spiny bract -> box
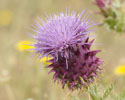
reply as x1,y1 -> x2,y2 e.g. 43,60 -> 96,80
31,9 -> 102,90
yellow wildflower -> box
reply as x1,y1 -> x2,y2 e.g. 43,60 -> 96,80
16,40 -> 53,64
114,65 -> 125,75
40,56 -> 53,65
0,9 -> 13,26
16,40 -> 34,51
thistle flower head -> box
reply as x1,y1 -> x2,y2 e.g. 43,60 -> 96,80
31,10 -> 102,90
95,0 -> 111,8
96,0 -> 106,8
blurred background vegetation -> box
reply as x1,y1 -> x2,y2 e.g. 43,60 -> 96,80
0,0 -> 125,100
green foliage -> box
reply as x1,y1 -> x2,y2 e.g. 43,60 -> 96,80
105,14 -> 125,33
114,90 -> 125,100
87,84 -> 101,100
102,84 -> 113,100
72,85 -> 125,100
99,0 -> 125,34
73,84 -> 113,100
87,84 -> 113,100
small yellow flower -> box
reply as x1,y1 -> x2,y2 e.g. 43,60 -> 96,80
40,56 -> 53,65
114,65 -> 125,75
0,9 -> 13,26
16,40 -> 34,51
16,40 -> 53,64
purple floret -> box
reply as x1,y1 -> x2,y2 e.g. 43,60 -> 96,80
95,0 -> 111,8
31,9 -> 103,90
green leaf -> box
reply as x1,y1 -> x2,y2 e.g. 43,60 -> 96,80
87,84 -> 101,100
114,90 -> 125,100
105,17 -> 116,30
102,84 -> 113,100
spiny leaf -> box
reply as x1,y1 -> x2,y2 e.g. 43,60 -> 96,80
102,84 -> 113,100
87,84 -> 101,100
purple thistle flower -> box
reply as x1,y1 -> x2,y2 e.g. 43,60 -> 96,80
95,0 -> 111,8
31,9 -> 102,90
96,0 -> 106,8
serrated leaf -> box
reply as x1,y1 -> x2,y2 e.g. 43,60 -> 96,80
102,84 -> 113,100
87,84 -> 101,100
105,17 -> 116,30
